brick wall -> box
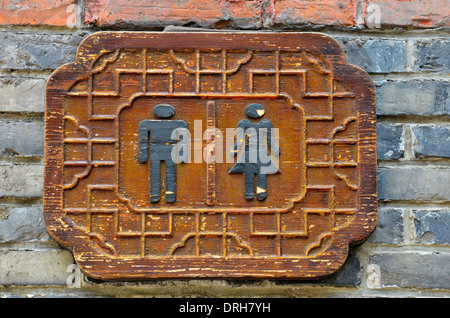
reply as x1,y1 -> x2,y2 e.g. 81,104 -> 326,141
0,0 -> 449,297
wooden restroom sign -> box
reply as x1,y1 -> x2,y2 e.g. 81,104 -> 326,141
44,32 -> 377,280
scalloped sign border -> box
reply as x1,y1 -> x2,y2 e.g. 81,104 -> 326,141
44,32 -> 377,280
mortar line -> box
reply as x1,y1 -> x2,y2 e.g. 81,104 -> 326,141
378,201 -> 450,208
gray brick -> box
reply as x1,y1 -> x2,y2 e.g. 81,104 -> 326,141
338,37 -> 408,73
378,167 -> 450,201
412,125 -> 450,159
376,80 -> 450,116
377,123 -> 404,160
0,120 -> 44,157
415,39 -> 450,73
370,252 -> 450,289
367,208 -> 404,244
0,76 -> 47,113
0,163 -> 43,197
0,250 -> 74,285
0,205 -> 49,242
319,250 -> 361,286
0,31 -> 89,71
413,210 -> 450,245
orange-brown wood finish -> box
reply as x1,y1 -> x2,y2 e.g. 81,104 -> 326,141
44,32 -> 377,280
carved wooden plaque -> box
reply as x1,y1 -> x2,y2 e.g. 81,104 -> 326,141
44,32 -> 377,280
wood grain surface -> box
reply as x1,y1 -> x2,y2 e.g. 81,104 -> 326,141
44,32 -> 377,280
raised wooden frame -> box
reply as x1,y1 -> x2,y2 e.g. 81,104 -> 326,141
44,32 -> 377,280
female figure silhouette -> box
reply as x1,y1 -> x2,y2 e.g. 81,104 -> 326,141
229,103 -> 280,201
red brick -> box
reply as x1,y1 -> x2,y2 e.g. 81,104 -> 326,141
84,0 -> 449,29
1,0 -> 448,29
273,0 -> 356,27
370,0 -> 450,28
84,0 -> 261,28
0,0 -> 77,26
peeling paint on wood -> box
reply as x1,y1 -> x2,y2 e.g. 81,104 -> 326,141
44,32 -> 377,280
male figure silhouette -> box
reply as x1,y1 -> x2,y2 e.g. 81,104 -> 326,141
230,103 -> 280,201
138,104 -> 188,203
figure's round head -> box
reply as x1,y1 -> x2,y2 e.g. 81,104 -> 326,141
245,103 -> 265,119
153,104 -> 175,118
